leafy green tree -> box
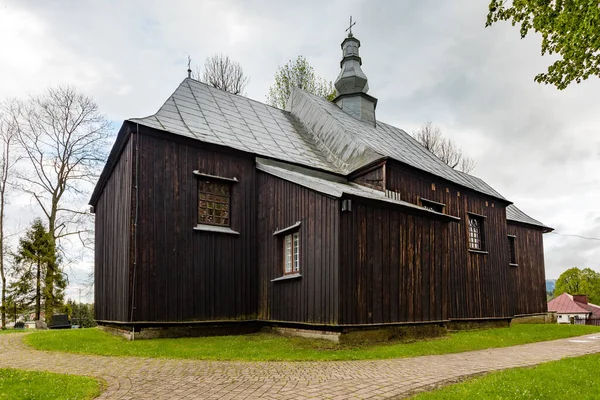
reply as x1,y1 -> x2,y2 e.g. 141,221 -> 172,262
554,267 -> 600,304
9,219 -> 63,321
267,56 -> 336,109
486,1 -> 600,89
62,299 -> 96,328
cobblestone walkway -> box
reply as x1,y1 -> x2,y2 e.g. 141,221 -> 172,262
1,332 -> 600,399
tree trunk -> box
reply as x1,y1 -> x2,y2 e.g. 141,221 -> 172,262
0,216 -> 5,329
36,259 -> 41,321
44,210 -> 57,324
0,141 -> 7,329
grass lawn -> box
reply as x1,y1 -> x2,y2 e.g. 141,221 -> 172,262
411,353 -> 600,399
0,329 -> 27,334
0,368 -> 102,400
23,324 -> 600,361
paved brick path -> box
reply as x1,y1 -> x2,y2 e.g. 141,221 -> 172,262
1,332 -> 600,399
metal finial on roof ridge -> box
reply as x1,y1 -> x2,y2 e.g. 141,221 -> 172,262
187,55 -> 192,78
345,16 -> 356,37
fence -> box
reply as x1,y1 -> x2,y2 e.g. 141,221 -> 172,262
573,318 -> 600,326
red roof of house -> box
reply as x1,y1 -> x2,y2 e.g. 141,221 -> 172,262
548,293 -> 600,317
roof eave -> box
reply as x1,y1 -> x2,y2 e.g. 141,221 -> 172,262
89,121 -> 134,208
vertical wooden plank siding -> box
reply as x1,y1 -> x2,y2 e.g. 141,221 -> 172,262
132,129 -> 257,322
94,135 -> 133,322
385,162 -> 512,319
256,172 -> 339,324
352,163 -> 386,191
339,200 -> 448,324
507,223 -> 548,315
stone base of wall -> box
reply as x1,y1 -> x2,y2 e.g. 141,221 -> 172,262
339,324 -> 447,345
99,316 -> 537,342
270,327 -> 341,342
511,312 -> 557,325
447,319 -> 510,331
98,321 -> 261,341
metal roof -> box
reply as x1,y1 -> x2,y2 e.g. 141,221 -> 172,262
288,88 -> 507,200
548,293 -> 600,316
506,204 -> 553,231
256,158 -> 458,221
130,78 -> 508,200
93,78 -> 554,233
130,78 -> 335,173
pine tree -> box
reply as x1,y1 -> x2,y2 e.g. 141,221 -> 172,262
9,219 -> 56,321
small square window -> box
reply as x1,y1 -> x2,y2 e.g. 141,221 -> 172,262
468,215 -> 485,250
283,232 -> 300,274
198,180 -> 230,227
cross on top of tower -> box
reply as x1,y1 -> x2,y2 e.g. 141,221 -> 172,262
345,16 -> 356,37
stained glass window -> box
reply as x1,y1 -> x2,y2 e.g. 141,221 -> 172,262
198,180 -> 230,227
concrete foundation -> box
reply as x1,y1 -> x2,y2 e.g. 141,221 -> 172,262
511,312 -> 557,325
99,322 -> 261,341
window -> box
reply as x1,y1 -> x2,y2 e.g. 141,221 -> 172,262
420,198 -> 445,213
468,214 -> 485,250
198,180 -> 230,227
508,235 -> 517,265
283,232 -> 300,274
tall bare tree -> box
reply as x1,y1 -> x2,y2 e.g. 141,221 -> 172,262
412,122 -> 476,174
193,54 -> 249,95
0,101 -> 21,328
15,86 -> 111,322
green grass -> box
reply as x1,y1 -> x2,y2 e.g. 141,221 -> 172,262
0,368 -> 102,400
412,353 -> 600,399
23,324 -> 600,361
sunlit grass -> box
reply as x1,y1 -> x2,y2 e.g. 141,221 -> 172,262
23,324 -> 600,361
412,353 -> 600,399
0,368 -> 102,400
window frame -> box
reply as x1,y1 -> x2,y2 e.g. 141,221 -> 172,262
419,197 -> 445,213
193,171 -> 238,235
197,179 -> 232,227
282,231 -> 300,275
508,234 -> 518,266
467,212 -> 486,252
272,222 -> 302,280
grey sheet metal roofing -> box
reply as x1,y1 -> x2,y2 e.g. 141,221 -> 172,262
256,158 -> 458,222
129,78 -> 334,173
129,78 -> 506,200
506,204 -> 553,231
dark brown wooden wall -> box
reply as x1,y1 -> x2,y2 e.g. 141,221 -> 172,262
385,163 -> 512,319
339,200 -> 449,324
352,163 -> 386,191
94,135 -> 133,322
257,172 -> 339,324
507,223 -> 548,315
132,128 -> 257,322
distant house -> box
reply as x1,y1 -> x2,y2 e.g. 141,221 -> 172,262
548,293 -> 600,324
91,30 -> 553,333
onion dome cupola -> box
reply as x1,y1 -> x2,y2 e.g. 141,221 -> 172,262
333,17 -> 378,126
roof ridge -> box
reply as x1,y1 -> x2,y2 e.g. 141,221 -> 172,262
185,77 -> 292,114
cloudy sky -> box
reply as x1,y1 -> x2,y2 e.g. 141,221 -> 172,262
1,0 -> 598,300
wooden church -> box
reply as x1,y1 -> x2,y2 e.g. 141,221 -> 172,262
91,29 -> 552,333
